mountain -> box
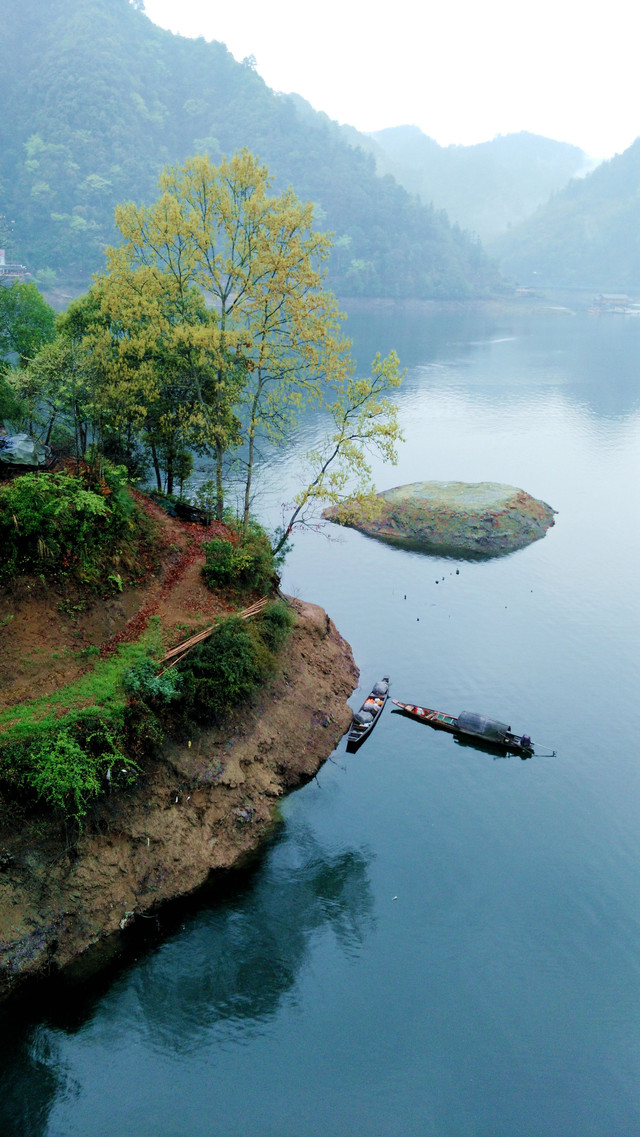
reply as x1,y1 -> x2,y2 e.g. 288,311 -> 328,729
0,0 -> 501,300
358,126 -> 595,243
491,138 -> 640,290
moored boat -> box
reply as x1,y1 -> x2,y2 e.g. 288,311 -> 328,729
391,700 -> 534,755
346,677 -> 390,752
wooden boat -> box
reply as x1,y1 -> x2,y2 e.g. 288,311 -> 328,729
391,700 -> 534,755
346,677 -> 390,752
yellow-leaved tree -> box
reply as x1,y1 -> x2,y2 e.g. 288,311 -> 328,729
92,149 -> 404,539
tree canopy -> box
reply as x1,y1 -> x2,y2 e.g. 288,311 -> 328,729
0,281 -> 56,367
7,152 -> 404,542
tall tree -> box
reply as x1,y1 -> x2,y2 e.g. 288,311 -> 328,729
272,351 -> 404,555
102,151 -> 344,519
94,150 -> 404,528
0,281 -> 56,367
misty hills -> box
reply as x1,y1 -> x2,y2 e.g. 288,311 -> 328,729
489,139 -> 640,290
0,0 -> 500,300
356,120 -> 640,293
357,125 -> 595,244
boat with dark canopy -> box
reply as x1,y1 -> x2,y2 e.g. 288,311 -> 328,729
346,677 -> 390,752
391,700 -> 534,756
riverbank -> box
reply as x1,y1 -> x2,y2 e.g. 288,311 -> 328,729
0,598 -> 358,1001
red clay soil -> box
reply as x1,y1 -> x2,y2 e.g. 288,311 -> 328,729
0,494 -> 233,711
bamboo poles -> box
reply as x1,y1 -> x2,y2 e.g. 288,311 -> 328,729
158,596 -> 269,671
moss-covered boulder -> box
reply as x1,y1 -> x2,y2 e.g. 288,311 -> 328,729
323,481 -> 556,558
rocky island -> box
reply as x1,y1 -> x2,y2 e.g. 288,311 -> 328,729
324,481 -> 556,557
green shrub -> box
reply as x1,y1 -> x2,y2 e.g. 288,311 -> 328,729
10,720 -> 137,825
259,600 -> 295,652
0,471 -> 106,579
0,372 -> 23,422
202,521 -> 275,595
25,730 -> 102,822
122,658 -> 182,703
193,479 -> 217,523
0,464 -> 149,584
201,537 -> 235,587
177,616 -> 271,723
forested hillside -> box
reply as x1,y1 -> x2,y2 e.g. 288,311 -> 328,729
491,139 -> 640,289
353,126 -> 593,243
0,0 -> 501,300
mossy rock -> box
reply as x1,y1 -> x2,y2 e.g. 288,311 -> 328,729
323,481 -> 556,558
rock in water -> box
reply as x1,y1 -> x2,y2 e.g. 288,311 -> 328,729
323,481 -> 556,558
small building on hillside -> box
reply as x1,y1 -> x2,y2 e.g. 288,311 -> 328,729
0,249 -> 29,284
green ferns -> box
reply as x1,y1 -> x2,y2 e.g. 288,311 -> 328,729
0,465 -> 146,585
7,721 -> 138,826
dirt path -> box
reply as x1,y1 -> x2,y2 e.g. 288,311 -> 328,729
0,496 -> 230,711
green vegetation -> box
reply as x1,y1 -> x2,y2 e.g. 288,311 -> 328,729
2,152 -> 403,525
0,0 -> 501,298
491,139 -> 640,288
0,602 -> 297,824
0,634 -> 162,747
122,658 -> 183,704
0,281 -> 56,367
99,149 -> 351,516
0,372 -> 23,421
202,525 -> 275,596
259,600 -> 296,653
0,464 -> 151,586
0,633 -> 160,824
0,145 -> 400,830
176,606 -> 293,725
16,722 -> 135,825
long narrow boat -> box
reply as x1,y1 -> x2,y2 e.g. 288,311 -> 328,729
346,677 -> 390,752
391,700 -> 534,755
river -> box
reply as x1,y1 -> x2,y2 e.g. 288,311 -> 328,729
2,302 -> 639,1137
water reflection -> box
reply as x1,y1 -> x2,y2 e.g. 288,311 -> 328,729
0,828 -> 374,1136
346,304 -> 640,418
0,1017 -> 72,1137
132,832 -> 375,1054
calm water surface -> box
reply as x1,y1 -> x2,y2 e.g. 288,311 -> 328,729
2,305 -> 639,1137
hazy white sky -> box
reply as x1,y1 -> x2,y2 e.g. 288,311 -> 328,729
143,0 -> 638,160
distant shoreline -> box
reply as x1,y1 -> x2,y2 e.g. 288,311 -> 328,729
337,291 -> 595,317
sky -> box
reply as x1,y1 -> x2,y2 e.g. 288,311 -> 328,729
142,0 -> 639,160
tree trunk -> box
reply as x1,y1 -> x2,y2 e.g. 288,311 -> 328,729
215,438 -> 224,520
243,424 -> 255,532
150,440 -> 162,493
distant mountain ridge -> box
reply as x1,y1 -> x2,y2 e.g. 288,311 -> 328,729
0,0 -> 501,300
347,124 -> 596,243
489,139 -> 640,290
